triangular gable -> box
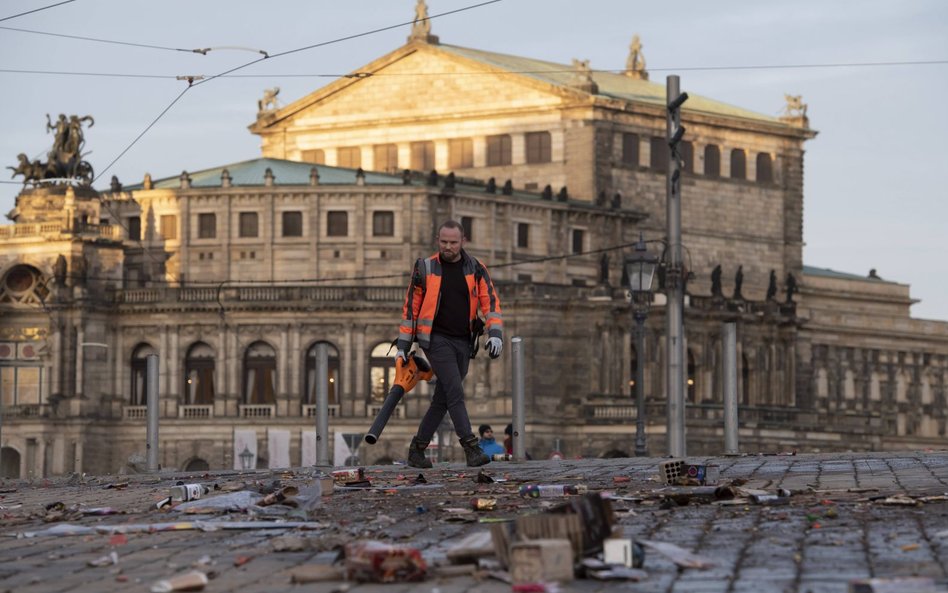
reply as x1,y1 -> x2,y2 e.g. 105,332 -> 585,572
250,41 -> 585,133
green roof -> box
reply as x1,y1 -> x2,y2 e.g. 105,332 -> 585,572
123,157 -> 405,190
803,265 -> 891,283
438,44 -> 785,125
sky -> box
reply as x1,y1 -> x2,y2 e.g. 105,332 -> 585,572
1,0 -> 946,320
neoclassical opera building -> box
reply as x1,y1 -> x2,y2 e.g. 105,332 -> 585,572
2,7 -> 946,477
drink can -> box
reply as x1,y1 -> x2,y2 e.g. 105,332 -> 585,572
471,497 -> 497,511
332,468 -> 365,483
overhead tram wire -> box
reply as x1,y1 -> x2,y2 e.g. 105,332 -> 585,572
0,0 -> 75,23
189,0 -> 504,87
4,59 -> 947,82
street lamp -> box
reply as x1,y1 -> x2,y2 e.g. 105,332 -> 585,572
625,234 -> 658,457
239,445 -> 254,470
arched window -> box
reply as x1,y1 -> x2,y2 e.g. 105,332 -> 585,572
704,145 -> 720,178
0,447 -> 20,479
243,341 -> 276,404
756,153 -> 773,184
184,458 -> 209,472
629,340 -> 638,397
130,343 -> 157,406
650,137 -> 668,172
184,342 -> 215,405
741,353 -> 750,405
730,149 -> 746,180
0,265 -> 49,306
304,341 -> 340,405
687,349 -> 697,402
680,141 -> 694,174
369,343 -> 395,403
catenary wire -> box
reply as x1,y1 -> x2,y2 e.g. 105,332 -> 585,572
189,0 -> 503,87
0,0 -> 75,23
0,24 -> 213,54
2,59 -> 946,81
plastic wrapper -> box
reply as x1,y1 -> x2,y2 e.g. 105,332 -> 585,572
344,540 -> 427,583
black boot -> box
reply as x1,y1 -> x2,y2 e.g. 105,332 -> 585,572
407,436 -> 433,469
460,434 -> 490,467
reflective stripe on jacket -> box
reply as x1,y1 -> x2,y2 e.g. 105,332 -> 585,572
397,250 -> 503,351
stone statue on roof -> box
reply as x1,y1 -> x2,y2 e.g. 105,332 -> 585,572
625,34 -> 649,80
409,0 -> 439,44
258,87 -> 280,113
571,59 -> 598,94
783,94 -> 807,118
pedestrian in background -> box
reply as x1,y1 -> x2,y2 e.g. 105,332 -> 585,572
503,423 -> 513,455
478,424 -> 505,457
396,220 -> 504,468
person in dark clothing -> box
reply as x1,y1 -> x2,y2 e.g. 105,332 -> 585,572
396,220 -> 504,468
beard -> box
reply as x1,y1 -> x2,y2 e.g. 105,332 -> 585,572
440,249 -> 460,262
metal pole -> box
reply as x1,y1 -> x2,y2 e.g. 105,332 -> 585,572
666,74 -> 687,457
511,337 -> 526,461
723,322 -> 739,455
634,314 -> 648,456
146,354 -> 159,472
314,343 -> 330,466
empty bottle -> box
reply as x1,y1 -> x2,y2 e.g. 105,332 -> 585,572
519,484 -> 588,498
169,483 -> 209,502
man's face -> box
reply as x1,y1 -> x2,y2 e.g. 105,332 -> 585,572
437,226 -> 464,262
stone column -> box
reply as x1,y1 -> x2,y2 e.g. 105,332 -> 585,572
279,326 -> 289,416
169,327 -> 179,406
75,325 -> 84,398
290,324 -> 301,416
216,323 -> 227,417
51,324 -> 62,397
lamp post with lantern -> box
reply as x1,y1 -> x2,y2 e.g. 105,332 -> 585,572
624,234 -> 658,457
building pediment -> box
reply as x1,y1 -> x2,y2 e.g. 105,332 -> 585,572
250,42 -> 582,136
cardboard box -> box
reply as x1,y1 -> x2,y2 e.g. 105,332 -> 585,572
510,539 -> 574,584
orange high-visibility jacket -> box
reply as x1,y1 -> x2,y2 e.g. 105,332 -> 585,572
396,250 -> 503,351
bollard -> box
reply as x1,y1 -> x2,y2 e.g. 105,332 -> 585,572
146,354 -> 159,472
511,336 -> 526,461
314,343 -> 330,466
723,322 -> 739,455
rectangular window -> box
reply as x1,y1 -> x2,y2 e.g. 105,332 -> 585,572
571,229 -> 584,254
0,366 -> 42,407
159,215 -> 177,240
372,211 -> 394,237
337,146 -> 361,169
282,211 -> 303,237
460,216 -> 474,243
301,149 -> 325,164
486,134 -> 512,166
622,133 -> 639,166
448,138 -> 474,169
127,216 -> 141,241
650,137 -> 668,172
410,141 -> 435,172
525,131 -> 552,164
239,212 -> 259,238
373,144 -> 398,173
516,222 -> 529,248
197,213 -> 216,239
327,211 -> 348,237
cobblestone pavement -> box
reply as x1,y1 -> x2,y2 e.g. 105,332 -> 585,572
1,451 -> 948,593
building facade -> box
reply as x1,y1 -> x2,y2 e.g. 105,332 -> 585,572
1,9 -> 946,477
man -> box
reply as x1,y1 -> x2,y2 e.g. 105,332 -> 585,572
478,424 -> 505,457
396,220 -> 504,468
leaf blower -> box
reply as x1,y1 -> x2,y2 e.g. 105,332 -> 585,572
364,352 -> 434,445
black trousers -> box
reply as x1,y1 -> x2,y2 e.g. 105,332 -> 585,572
416,333 -> 473,441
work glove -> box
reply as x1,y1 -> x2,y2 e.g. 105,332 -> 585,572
395,349 -> 406,362
393,356 -> 419,392
487,337 -> 503,359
